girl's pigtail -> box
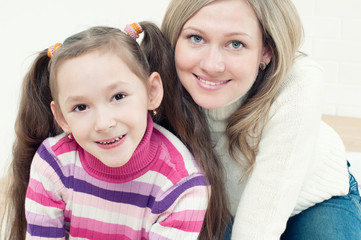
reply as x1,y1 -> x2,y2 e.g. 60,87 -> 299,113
140,21 -> 232,239
3,50 -> 62,240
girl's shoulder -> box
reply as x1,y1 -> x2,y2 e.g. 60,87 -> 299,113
35,132 -> 79,168
152,123 -> 202,175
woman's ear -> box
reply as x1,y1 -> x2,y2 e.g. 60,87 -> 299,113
147,72 -> 163,110
261,44 -> 273,65
50,101 -> 70,133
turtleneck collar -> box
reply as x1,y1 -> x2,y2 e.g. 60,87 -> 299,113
78,114 -> 159,183
203,95 -> 247,133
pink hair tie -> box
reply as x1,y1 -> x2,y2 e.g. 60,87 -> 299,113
124,23 -> 143,40
47,43 -> 62,58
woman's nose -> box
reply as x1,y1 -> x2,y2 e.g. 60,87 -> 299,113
200,46 -> 225,73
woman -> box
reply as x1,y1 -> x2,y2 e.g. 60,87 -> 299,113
159,0 -> 361,239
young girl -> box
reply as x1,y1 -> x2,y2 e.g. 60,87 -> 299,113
160,0 -> 361,239
3,22 -> 210,240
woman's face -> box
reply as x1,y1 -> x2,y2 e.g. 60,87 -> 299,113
175,0 -> 272,109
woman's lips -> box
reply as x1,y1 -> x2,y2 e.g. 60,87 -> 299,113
193,73 -> 231,90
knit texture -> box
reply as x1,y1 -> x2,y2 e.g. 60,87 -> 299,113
25,117 -> 208,240
204,55 -> 350,240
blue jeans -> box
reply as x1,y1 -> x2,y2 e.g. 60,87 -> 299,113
281,162 -> 361,240
224,162 -> 361,240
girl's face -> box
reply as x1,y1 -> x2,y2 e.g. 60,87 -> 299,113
51,51 -> 162,167
175,0 -> 272,109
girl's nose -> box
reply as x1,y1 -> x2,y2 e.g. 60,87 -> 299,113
200,46 -> 225,73
94,110 -> 116,132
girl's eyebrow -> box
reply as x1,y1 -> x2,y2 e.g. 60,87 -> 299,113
65,95 -> 87,105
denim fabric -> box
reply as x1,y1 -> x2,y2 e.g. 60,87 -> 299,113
224,162 -> 361,240
281,162 -> 361,240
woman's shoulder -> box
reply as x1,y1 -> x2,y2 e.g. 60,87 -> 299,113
279,53 -> 324,96
288,53 -> 324,83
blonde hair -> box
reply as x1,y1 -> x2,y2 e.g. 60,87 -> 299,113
162,0 -> 304,179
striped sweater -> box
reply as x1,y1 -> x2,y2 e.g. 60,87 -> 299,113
25,118 -> 208,240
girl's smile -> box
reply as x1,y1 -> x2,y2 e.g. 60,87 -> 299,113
95,134 -> 126,149
53,51 -> 150,167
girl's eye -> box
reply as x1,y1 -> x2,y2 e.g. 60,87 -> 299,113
229,41 -> 244,49
74,104 -> 88,112
189,35 -> 204,44
113,93 -> 126,101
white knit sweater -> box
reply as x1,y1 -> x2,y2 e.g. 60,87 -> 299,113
203,55 -> 350,239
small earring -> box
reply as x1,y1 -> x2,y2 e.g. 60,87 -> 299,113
153,109 -> 157,116
67,133 -> 73,140
259,62 -> 267,71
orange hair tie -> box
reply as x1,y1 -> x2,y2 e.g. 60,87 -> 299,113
47,43 -> 62,58
124,23 -> 143,40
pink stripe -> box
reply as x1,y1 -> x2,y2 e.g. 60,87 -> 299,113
26,179 -> 65,209
160,218 -> 204,233
69,215 -> 148,238
25,211 -> 64,228
64,209 -> 72,223
152,129 -> 189,180
164,209 -> 207,222
149,159 -> 181,184
159,209 -> 206,233
51,135 -> 78,155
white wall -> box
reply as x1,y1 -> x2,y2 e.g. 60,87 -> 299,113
1,0 -> 360,178
293,0 -> 361,118
0,0 -> 170,178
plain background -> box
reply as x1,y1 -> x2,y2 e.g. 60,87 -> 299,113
0,0 -> 360,178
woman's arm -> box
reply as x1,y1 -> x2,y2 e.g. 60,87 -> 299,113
232,56 -> 324,239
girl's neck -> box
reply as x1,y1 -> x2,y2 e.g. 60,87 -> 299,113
79,114 -> 159,183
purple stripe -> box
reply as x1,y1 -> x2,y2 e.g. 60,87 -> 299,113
37,143 -> 71,187
27,224 -> 65,238
73,178 -> 156,207
152,175 -> 207,214
37,144 -> 159,207
70,164 -> 162,195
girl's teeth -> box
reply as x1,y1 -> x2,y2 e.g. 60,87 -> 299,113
99,136 -> 121,145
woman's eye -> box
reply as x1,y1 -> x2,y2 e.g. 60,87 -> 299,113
190,35 -> 204,44
113,93 -> 126,101
229,41 -> 244,49
74,104 -> 88,112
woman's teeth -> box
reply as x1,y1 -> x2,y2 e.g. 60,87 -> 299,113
196,76 -> 229,85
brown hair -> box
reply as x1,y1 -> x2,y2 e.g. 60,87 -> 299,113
2,22 -> 206,240
161,0 -> 304,237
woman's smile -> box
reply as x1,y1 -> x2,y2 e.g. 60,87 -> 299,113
194,73 -> 231,90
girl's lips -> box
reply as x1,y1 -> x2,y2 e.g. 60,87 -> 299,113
96,134 -> 126,149
193,74 -> 231,90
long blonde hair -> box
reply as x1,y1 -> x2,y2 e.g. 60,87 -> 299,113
161,0 -> 304,187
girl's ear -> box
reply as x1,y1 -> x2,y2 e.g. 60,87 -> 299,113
261,44 -> 273,65
50,101 -> 70,133
147,72 -> 163,110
